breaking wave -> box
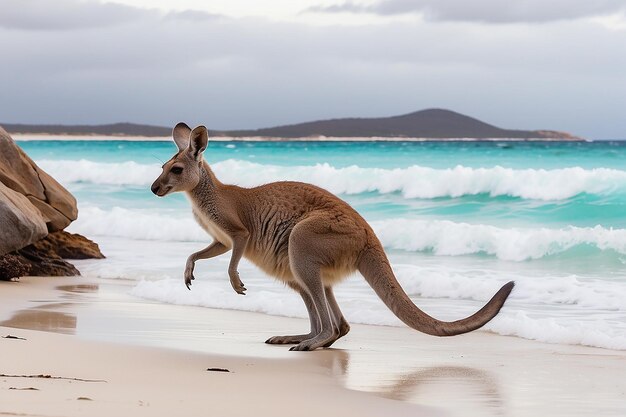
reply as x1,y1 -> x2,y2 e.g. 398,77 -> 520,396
37,159 -> 626,200
69,206 -> 626,262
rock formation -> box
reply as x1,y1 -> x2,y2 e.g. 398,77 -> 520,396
0,126 -> 77,231
0,181 -> 48,255
0,126 -> 103,280
0,254 -> 31,280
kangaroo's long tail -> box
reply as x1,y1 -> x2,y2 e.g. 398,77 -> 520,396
358,247 -> 514,336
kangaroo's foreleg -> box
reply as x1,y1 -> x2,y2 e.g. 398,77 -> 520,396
227,231 -> 249,295
322,287 -> 350,348
185,240 -> 229,289
265,282 -> 321,345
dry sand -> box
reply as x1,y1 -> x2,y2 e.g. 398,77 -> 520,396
1,276 -> 625,417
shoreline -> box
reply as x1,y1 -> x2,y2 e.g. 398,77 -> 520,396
11,133 -> 591,142
0,331 -> 422,417
2,276 -> 626,416
0,276 -> 426,417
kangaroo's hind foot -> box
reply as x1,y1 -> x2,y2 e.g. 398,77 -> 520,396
265,333 -> 315,345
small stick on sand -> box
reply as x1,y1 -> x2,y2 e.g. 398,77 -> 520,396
2,335 -> 27,340
0,374 -> 106,383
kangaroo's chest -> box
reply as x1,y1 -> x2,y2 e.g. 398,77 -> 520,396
192,207 -> 232,247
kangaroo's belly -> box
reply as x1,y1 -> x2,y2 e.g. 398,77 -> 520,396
245,245 -> 294,283
244,240 -> 357,286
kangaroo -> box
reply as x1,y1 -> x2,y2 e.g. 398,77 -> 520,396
151,123 -> 515,351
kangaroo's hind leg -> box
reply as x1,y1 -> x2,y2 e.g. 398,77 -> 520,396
288,216 -> 357,351
322,286 -> 351,348
265,282 -> 321,345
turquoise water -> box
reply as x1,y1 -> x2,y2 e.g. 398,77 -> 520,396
17,138 -> 626,350
20,140 -> 626,169
20,140 -> 626,228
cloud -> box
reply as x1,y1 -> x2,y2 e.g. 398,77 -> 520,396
1,0 -> 626,138
164,9 -> 222,22
0,0 -> 220,31
308,0 -> 626,24
0,0 -> 147,30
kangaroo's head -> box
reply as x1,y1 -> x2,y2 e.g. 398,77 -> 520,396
151,122 -> 208,197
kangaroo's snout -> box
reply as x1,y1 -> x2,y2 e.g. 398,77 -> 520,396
151,180 -> 171,197
151,182 -> 161,196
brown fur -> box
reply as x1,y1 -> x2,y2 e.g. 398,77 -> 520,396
151,123 -> 515,351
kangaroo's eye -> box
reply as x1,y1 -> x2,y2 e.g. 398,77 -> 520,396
171,166 -> 183,175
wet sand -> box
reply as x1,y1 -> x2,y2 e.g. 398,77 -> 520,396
1,276 -> 625,416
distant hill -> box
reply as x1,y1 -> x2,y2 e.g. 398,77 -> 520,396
3,122 -> 171,137
2,109 -> 582,140
218,109 -> 580,140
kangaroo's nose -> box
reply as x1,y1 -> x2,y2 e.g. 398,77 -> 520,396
151,183 -> 161,195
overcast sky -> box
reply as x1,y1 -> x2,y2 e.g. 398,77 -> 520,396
1,0 -> 626,138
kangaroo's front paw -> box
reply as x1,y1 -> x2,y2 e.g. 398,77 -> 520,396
229,270 -> 246,295
184,261 -> 196,290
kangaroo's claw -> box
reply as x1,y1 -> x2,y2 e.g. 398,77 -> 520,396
185,273 -> 194,290
185,261 -> 196,290
229,270 -> 246,295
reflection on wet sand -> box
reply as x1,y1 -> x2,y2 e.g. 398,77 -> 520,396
1,309 -> 77,334
56,284 -> 100,301
307,348 -> 504,416
306,349 -> 351,376
379,366 -> 504,415
56,284 -> 99,294
0,285 -> 99,335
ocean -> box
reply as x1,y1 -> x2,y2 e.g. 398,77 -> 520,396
17,139 -> 626,350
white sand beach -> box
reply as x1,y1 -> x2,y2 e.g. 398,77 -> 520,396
2,276 -> 625,417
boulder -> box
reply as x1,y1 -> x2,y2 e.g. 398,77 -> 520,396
0,181 -> 48,256
26,231 -> 105,260
9,231 -> 104,277
0,126 -> 104,278
13,246 -> 80,277
0,126 -> 77,231
0,253 -> 31,280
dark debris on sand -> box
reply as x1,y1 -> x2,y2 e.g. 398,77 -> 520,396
206,367 -> 230,373
2,335 -> 27,340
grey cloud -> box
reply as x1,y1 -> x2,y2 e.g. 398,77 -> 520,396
0,0 -> 221,31
0,0 -> 147,31
308,0 -> 626,23
164,10 -> 222,22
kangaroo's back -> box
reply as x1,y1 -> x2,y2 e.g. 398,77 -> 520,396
231,180 -> 372,283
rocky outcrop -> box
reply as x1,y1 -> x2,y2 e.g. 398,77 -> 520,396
33,231 -> 105,260
0,254 -> 31,280
0,126 -> 77,232
7,231 -> 103,277
0,181 -> 48,255
0,126 -> 103,280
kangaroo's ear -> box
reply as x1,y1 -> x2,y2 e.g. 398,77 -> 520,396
189,125 -> 208,160
172,122 -> 192,151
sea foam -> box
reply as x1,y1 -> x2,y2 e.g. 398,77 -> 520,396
127,265 -> 626,350
69,206 -> 626,261
374,219 -> 626,261
37,159 -> 626,200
